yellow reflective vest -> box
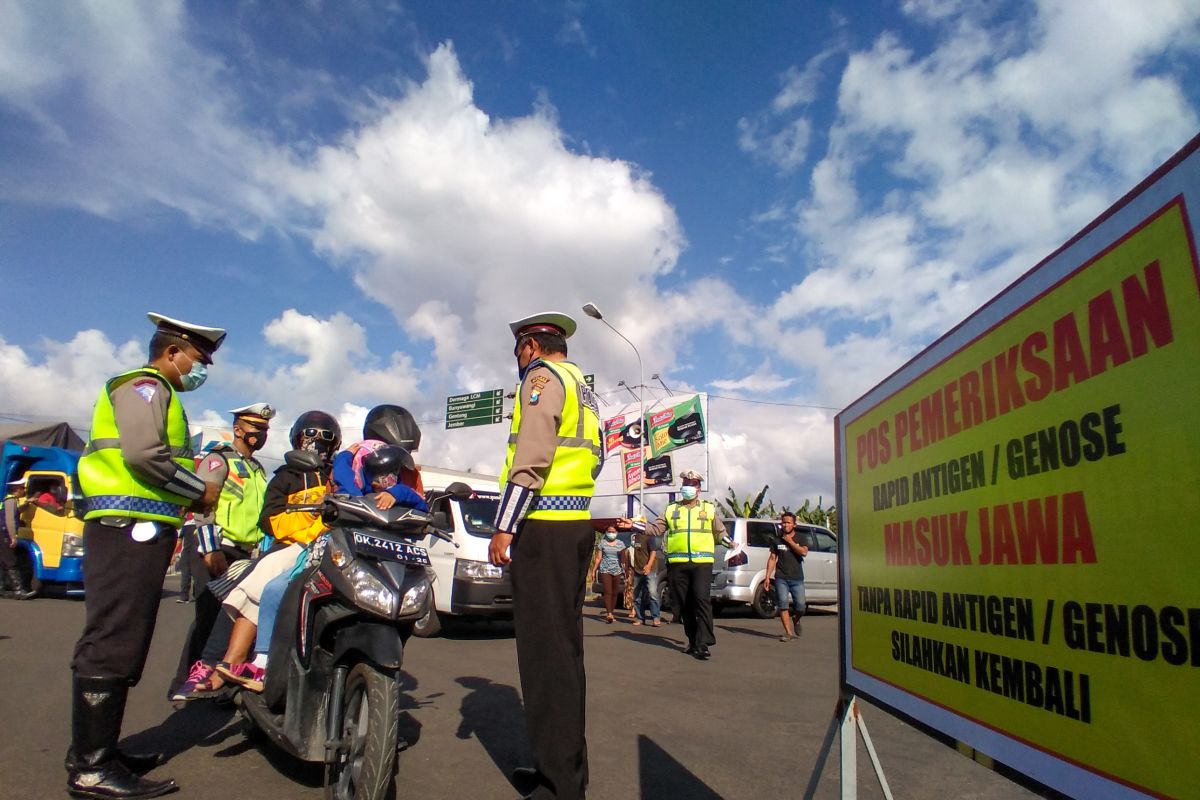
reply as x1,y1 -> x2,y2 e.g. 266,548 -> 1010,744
77,367 -> 194,526
500,359 -> 602,521
206,446 -> 268,546
663,500 -> 719,564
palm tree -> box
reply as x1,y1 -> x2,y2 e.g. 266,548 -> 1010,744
719,485 -> 774,518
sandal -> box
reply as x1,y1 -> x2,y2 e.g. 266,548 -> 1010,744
651,620 -> 661,627
632,620 -> 643,626
605,614 -> 614,623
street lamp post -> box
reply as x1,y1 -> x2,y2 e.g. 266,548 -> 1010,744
582,302 -> 645,518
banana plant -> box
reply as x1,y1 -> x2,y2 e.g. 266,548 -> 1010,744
719,484 -> 774,518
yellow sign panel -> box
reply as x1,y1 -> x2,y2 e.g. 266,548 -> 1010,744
840,197 -> 1200,799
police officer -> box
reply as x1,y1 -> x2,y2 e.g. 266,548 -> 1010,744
67,312 -> 224,800
621,469 -> 731,660
1,476 -> 36,599
488,312 -> 602,800
168,402 -> 274,701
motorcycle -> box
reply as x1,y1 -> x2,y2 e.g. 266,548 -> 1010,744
233,461 -> 467,800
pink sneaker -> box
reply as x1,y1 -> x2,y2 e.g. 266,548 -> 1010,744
171,661 -> 219,701
215,661 -> 266,693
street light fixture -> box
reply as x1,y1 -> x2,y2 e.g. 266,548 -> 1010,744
582,302 -> 645,517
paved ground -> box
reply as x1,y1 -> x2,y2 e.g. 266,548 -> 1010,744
0,580 -> 1044,800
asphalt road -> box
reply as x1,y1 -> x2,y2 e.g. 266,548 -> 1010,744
0,580 -> 1042,800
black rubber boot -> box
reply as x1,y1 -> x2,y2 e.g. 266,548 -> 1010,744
4,568 -> 35,600
65,675 -> 178,799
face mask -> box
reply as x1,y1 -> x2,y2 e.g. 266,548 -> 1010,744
605,532 -> 618,541
170,352 -> 208,392
515,338 -> 536,380
680,485 -> 698,500
242,430 -> 267,451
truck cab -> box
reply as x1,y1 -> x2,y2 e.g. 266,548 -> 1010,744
2,442 -> 86,595
413,469 -> 512,637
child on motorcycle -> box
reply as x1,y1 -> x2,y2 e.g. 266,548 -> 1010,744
214,443 -> 425,693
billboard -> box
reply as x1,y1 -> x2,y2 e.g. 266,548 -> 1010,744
834,135 -> 1200,799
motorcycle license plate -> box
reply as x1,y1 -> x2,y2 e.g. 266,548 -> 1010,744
351,531 -> 431,566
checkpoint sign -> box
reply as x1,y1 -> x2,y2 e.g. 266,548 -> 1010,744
834,136 -> 1200,799
445,389 -> 503,429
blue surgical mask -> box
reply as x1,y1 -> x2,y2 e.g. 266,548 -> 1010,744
605,532 -> 618,541
179,360 -> 208,392
680,485 -> 698,500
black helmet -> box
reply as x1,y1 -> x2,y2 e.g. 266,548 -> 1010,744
289,410 -> 342,456
361,445 -> 414,489
363,404 -> 421,452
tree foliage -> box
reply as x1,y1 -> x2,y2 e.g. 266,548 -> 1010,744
719,486 -> 838,531
781,496 -> 838,532
719,484 -> 775,518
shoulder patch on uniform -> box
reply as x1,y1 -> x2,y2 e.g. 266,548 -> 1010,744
206,457 -> 225,472
529,375 -> 550,391
133,381 -> 157,403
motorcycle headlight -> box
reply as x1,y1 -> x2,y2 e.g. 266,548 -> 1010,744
454,559 -> 504,581
399,579 -> 431,617
61,533 -> 85,558
346,563 -> 397,618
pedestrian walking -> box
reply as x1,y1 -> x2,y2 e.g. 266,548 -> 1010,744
489,311 -> 602,800
67,312 -> 224,799
591,526 -> 624,623
766,511 -> 808,641
629,530 -> 661,626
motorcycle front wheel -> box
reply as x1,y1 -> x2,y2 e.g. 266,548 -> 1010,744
325,663 -> 401,800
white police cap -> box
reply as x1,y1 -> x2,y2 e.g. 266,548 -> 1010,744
229,403 -> 275,424
509,312 -> 578,340
147,312 -> 226,363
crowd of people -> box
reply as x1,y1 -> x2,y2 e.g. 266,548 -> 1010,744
58,309 -> 808,800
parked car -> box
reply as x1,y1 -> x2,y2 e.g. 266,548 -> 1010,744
710,518 -> 838,618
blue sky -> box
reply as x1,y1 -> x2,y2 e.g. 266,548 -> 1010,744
1,0 -> 1198,511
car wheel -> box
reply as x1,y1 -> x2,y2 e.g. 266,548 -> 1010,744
751,582 -> 776,619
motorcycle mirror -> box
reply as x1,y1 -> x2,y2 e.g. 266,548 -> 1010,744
444,481 -> 474,500
284,449 -> 324,471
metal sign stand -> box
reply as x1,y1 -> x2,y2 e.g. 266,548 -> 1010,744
804,693 -> 894,800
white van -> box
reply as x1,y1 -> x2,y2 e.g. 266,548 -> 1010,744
711,518 -> 839,618
413,467 -> 511,637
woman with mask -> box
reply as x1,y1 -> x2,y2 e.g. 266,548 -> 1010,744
590,526 -> 626,623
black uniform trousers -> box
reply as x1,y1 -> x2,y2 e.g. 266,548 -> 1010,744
0,534 -> 17,570
72,520 -> 178,684
667,560 -> 716,650
510,517 -> 595,800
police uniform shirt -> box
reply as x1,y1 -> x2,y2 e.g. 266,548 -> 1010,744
641,498 -> 728,541
107,374 -> 208,514
506,362 -> 569,493
192,446 -> 265,552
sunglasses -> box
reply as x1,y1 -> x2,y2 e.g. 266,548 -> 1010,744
302,428 -> 337,441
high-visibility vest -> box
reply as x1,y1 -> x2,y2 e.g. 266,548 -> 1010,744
500,359 -> 602,521
206,446 -> 268,546
77,367 -> 194,526
663,500 -> 718,564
